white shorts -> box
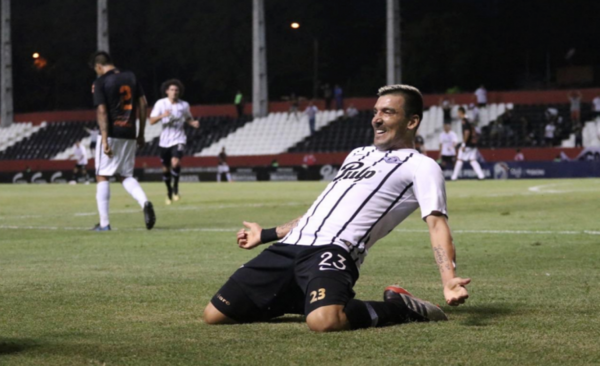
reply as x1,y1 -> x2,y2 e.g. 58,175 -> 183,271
218,164 -> 230,174
95,137 -> 136,177
457,147 -> 479,162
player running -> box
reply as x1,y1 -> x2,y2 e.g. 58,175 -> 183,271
90,51 -> 155,231
204,84 -> 470,332
149,79 -> 200,204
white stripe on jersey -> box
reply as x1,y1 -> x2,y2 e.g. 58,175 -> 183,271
280,146 -> 447,269
150,98 -> 192,148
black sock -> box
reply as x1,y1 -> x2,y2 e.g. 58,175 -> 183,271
344,299 -> 409,329
365,301 -> 409,326
163,171 -> 172,198
171,166 -> 180,194
344,299 -> 373,330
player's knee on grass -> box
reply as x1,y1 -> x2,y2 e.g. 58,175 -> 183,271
203,303 -> 236,325
306,305 -> 349,332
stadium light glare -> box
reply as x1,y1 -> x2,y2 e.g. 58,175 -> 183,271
291,22 -> 300,29
32,52 -> 40,59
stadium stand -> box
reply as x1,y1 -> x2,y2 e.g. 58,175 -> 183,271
198,110 -> 343,156
0,121 -> 94,160
0,122 -> 44,154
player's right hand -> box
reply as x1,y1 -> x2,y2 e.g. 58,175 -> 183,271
103,142 -> 113,158
237,221 -> 262,250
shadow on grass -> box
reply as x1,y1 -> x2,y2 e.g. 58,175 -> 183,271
446,305 -> 515,327
269,315 -> 305,324
0,338 -> 38,356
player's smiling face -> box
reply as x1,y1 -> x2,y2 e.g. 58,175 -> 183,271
372,94 -> 418,151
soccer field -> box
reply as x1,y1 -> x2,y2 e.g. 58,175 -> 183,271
1,179 -> 599,365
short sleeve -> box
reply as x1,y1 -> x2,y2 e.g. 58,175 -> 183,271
183,102 -> 193,119
92,79 -> 105,107
412,158 -> 447,219
150,100 -> 163,118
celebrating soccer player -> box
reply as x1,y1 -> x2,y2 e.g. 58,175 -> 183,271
204,84 -> 470,332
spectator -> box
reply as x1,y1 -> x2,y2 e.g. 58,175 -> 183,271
593,94 -> 600,121
321,83 -> 333,110
467,103 -> 479,125
414,134 -> 426,154
439,97 -> 454,124
286,93 -> 300,121
346,104 -> 358,118
85,126 -> 99,151
234,90 -> 244,118
334,84 -> 343,110
568,90 -> 582,124
514,148 -> 524,161
544,121 -> 556,146
572,121 -> 583,148
438,123 -> 458,171
69,140 -> 89,184
474,85 -> 487,108
304,100 -> 319,135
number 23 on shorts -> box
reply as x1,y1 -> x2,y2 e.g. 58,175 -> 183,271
310,288 -> 326,304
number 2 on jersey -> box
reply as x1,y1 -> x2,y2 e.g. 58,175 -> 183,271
120,85 -> 132,111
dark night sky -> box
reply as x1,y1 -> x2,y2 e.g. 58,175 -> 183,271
4,0 -> 600,113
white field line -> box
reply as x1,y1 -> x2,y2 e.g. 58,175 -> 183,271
1,225 -> 599,236
0,202 -> 306,220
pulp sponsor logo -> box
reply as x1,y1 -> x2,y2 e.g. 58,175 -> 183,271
333,162 -> 376,182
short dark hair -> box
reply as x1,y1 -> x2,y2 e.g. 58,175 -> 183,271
161,79 -> 185,98
89,51 -> 112,68
377,84 -> 424,122
458,107 -> 466,114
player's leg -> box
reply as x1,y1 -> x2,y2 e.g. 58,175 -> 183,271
93,175 -> 111,231
92,139 -> 112,231
160,147 -> 173,204
451,160 -> 463,180
171,156 -> 181,200
205,244 -> 299,325
117,139 -> 155,230
470,159 -> 485,180
217,165 -> 223,182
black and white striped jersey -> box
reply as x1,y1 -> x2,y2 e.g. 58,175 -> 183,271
280,146 -> 447,269
150,98 -> 193,148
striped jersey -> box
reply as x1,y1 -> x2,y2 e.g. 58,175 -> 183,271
280,146 -> 447,269
150,98 -> 193,148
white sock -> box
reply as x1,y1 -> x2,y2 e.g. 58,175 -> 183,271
451,161 -> 463,180
122,177 -> 148,208
226,173 -> 232,182
217,173 -> 222,182
96,181 -> 110,227
471,160 -> 485,180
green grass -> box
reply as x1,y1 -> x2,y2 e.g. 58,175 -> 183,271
1,179 -> 600,365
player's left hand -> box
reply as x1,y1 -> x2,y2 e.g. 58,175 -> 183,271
190,120 -> 200,129
444,277 -> 471,306
136,136 -> 145,149
237,221 -> 263,250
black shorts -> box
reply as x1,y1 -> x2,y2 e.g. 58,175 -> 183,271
441,155 -> 455,167
211,244 -> 359,323
160,144 -> 185,166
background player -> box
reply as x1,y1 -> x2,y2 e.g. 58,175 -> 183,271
150,79 -> 200,205
90,51 -> 155,231
438,123 -> 458,171
451,107 -> 485,180
217,146 -> 232,183
203,84 -> 470,332
69,140 -> 90,184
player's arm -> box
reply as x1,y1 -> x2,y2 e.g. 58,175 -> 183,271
236,216 -> 303,250
149,105 -> 170,125
425,214 -> 470,306
97,104 -> 112,158
137,96 -> 148,148
460,128 -> 470,151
